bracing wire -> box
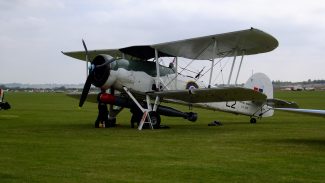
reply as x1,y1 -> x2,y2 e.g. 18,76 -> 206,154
161,40 -> 216,90
194,51 -> 232,83
213,59 -> 229,85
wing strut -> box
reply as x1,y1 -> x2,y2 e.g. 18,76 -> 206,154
155,49 -> 160,91
208,39 -> 217,88
227,50 -> 237,85
235,50 -> 245,85
175,57 -> 178,89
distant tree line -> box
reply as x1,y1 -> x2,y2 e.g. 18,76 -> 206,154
272,79 -> 325,85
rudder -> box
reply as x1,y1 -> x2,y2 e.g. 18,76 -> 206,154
244,73 -> 274,117
244,73 -> 273,99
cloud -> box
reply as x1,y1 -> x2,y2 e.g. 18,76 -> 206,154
0,0 -> 325,84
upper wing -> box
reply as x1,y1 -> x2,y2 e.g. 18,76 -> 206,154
62,49 -> 123,61
148,87 -> 267,103
62,28 -> 278,61
152,28 -> 278,60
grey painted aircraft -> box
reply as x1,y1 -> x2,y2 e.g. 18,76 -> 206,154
62,28 -> 325,129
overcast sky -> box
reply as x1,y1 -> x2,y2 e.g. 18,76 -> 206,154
1,0 -> 325,85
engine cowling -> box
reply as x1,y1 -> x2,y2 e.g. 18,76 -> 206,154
90,54 -> 113,87
79,54 -> 115,107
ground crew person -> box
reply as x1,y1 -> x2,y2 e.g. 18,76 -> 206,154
95,89 -> 109,128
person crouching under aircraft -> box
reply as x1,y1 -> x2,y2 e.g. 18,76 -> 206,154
95,89 -> 109,128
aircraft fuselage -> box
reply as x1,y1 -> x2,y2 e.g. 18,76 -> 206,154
99,58 -> 272,119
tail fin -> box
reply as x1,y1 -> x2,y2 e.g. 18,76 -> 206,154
244,73 -> 274,117
244,73 -> 273,99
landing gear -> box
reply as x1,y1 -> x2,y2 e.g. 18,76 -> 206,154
131,111 -> 161,129
250,118 -> 257,124
147,111 -> 161,129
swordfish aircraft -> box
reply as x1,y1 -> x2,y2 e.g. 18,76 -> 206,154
62,28 -> 325,129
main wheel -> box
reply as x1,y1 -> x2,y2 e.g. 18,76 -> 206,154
250,118 -> 257,124
148,111 -> 161,129
130,111 -> 161,129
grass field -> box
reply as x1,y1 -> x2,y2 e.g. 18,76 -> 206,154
0,91 -> 325,183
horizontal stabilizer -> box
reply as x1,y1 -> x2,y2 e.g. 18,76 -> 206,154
275,108 -> 325,118
267,98 -> 299,108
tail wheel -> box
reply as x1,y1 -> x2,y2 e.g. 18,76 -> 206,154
250,118 -> 257,124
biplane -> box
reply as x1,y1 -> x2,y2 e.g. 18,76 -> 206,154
62,28 -> 325,129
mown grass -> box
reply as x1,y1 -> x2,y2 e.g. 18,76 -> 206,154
0,91 -> 324,183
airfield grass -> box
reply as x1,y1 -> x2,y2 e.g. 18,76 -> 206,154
0,91 -> 324,183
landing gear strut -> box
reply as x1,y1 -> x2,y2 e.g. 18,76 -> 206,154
131,111 -> 161,129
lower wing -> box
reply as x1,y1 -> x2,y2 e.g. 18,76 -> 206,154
148,87 -> 266,103
274,108 -> 325,117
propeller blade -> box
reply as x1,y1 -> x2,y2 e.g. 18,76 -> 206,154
82,39 -> 88,54
79,75 -> 92,107
82,39 -> 92,62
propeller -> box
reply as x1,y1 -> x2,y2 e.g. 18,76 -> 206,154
79,39 -> 116,107
79,39 -> 93,107
79,74 -> 93,107
82,39 -> 92,62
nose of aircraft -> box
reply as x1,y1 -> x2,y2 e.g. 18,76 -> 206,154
79,54 -> 115,107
